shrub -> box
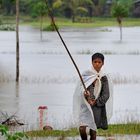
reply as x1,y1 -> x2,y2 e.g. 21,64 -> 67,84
0,24 -> 15,31
0,124 -> 28,140
43,23 -> 58,31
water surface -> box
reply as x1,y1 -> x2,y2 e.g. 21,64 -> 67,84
0,26 -> 140,130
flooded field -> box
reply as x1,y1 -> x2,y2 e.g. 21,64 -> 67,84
0,26 -> 140,130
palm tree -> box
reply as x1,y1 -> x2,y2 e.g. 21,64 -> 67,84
88,0 -> 107,16
60,0 -> 76,22
62,0 -> 93,22
111,2 -> 129,41
16,0 -> 19,82
32,1 -> 47,40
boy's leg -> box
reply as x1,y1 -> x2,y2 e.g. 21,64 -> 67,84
89,129 -> 96,140
79,126 -> 87,140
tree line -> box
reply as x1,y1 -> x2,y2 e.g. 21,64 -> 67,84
0,0 -> 134,21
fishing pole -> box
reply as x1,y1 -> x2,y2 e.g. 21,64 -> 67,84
44,0 -> 88,93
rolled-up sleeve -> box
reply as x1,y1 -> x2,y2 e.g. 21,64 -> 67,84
96,76 -> 110,107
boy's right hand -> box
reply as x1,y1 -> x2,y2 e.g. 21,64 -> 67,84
84,90 -> 90,97
87,99 -> 96,106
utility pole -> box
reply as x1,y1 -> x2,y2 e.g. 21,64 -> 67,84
16,0 -> 20,83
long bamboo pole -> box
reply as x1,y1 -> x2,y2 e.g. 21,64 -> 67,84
44,0 -> 88,93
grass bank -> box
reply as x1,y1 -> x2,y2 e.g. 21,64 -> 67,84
1,16 -> 140,28
26,123 -> 140,138
29,17 -> 140,28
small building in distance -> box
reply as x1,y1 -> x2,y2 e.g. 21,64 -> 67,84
104,0 -> 113,16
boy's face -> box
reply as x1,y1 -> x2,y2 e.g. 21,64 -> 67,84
92,58 -> 104,72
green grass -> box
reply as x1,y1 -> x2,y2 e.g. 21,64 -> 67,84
1,15 -> 140,28
26,123 -> 140,138
35,17 -> 140,27
98,123 -> 140,136
29,17 -> 140,28
26,128 -> 79,137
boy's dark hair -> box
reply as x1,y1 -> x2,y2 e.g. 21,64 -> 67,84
92,53 -> 104,62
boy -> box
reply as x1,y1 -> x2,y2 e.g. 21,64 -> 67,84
73,53 -> 113,140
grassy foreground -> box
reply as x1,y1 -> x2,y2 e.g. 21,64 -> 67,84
26,123 -> 140,137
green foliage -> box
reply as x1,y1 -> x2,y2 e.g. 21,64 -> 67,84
31,1 -> 47,18
43,23 -> 58,31
26,128 -> 79,137
76,16 -> 92,23
76,7 -> 88,16
53,0 -> 62,9
99,0 -> 106,5
114,0 -> 133,8
0,125 -> 28,140
1,0 -> 16,15
0,0 -> 135,18
111,3 -> 129,18
98,123 -> 140,135
60,0 -> 94,21
0,125 -> 8,136
26,123 -> 140,138
80,0 -> 93,5
99,0 -> 107,13
111,1 -> 130,40
0,18 -> 2,25
0,24 -> 15,31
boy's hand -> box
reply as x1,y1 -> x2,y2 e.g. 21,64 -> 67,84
84,90 -> 90,97
87,99 -> 96,106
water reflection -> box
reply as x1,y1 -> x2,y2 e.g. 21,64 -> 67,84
0,82 -> 19,113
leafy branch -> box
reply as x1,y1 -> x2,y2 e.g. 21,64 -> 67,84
0,125 -> 28,140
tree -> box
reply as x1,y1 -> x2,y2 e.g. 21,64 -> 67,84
61,0 -> 77,22
61,0 -> 93,22
111,2 -> 129,41
53,0 -> 62,9
91,0 -> 107,16
79,0 -> 94,17
2,0 -> 15,15
32,1 -> 47,40
16,0 -> 19,82
18,0 -> 32,15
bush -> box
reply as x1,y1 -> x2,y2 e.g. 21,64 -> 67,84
43,23 -> 58,31
111,3 -> 129,18
0,24 -> 15,31
0,124 -> 28,140
5,132 -> 28,140
76,16 -> 93,23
